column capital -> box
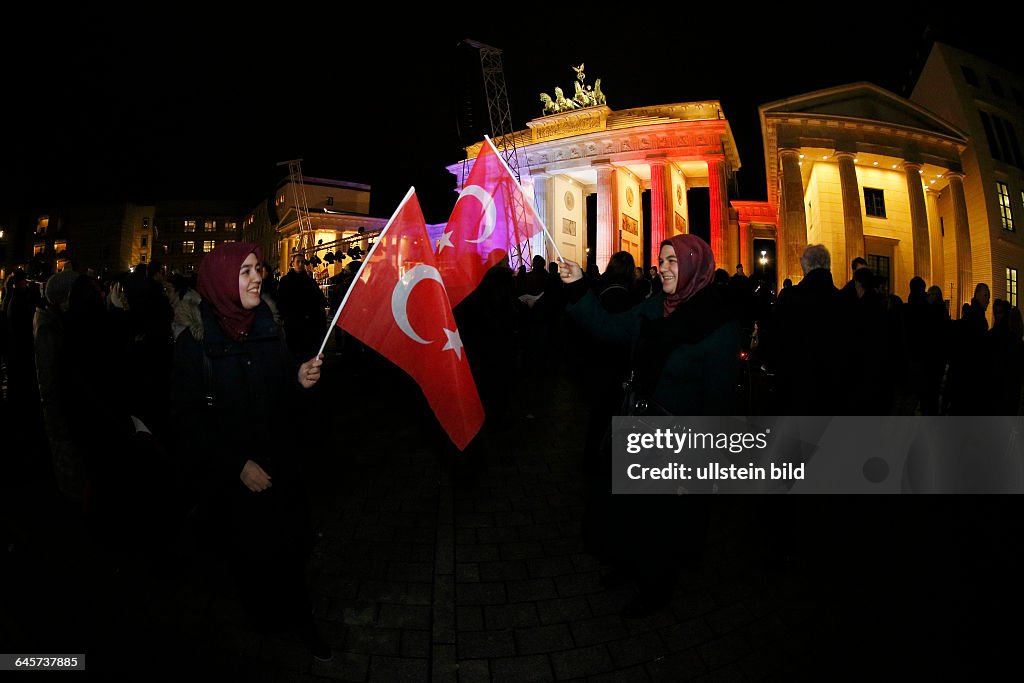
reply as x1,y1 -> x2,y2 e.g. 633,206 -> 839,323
531,169 -> 552,179
590,159 -> 614,169
645,156 -> 669,167
902,160 -> 923,172
779,148 -> 802,158
945,170 -> 965,180
705,154 -> 726,165
833,150 -> 856,161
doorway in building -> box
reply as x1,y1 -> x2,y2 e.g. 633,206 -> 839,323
752,238 -> 778,293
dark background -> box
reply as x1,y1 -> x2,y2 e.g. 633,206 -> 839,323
2,4 -> 1018,223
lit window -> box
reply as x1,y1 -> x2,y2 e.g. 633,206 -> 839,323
1007,267 -> 1018,307
204,220 -> 216,232
183,241 -> 195,254
203,240 -> 215,252
54,240 -> 67,255
225,221 -> 237,230
34,243 -> 45,255
142,217 -> 150,229
997,182 -> 1014,231
184,220 -> 196,232
863,188 -> 886,218
141,236 -> 148,247
37,215 -> 49,231
222,239 -> 235,244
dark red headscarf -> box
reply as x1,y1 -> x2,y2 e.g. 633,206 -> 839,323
661,234 -> 715,317
197,242 -> 264,342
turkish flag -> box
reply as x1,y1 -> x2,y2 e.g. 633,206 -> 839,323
335,188 -> 484,450
437,136 -> 546,308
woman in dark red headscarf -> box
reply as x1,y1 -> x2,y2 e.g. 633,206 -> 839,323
558,234 -> 741,618
171,242 -> 331,660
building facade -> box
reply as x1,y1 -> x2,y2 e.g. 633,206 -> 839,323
448,100 -> 742,272
911,42 -> 1024,311
153,201 -> 245,275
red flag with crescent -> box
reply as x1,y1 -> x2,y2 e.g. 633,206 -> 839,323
334,188 -> 484,450
437,136 -> 546,308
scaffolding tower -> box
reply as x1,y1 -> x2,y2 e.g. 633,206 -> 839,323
462,39 -> 533,271
276,159 -> 315,258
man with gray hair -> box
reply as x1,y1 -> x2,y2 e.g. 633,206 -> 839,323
772,244 -> 848,414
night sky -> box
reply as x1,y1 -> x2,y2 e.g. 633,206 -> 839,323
2,4 -> 1018,224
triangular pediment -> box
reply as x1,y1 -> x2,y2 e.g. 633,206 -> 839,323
761,82 -> 966,141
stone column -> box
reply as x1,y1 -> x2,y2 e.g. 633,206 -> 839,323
779,148 -> 808,282
835,151 -> 864,279
647,158 -> 672,267
926,187 -> 944,290
594,162 -> 617,271
739,221 -> 753,276
947,172 -> 972,315
531,172 -> 554,263
904,161 -> 931,282
707,155 -> 728,265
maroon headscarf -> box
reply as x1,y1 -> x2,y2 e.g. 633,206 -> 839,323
197,242 -> 264,342
661,234 -> 715,317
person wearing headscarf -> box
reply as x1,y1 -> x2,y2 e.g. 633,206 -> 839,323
170,242 -> 330,660
559,235 -> 741,617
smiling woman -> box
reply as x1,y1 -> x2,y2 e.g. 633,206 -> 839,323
169,241 -> 331,661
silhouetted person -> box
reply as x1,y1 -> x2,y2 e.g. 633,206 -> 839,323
277,254 -> 328,363
946,283 -> 991,415
989,299 -> 1023,414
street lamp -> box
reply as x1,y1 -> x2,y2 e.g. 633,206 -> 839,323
759,250 -> 768,275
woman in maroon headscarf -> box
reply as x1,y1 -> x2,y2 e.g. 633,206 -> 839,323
559,234 -> 741,617
170,242 -> 331,660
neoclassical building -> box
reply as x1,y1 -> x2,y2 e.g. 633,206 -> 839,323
761,82 -> 970,304
447,99 -> 742,270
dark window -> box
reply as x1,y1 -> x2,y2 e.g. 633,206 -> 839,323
962,65 -> 979,86
326,196 -> 334,206
979,111 -> 1023,168
141,236 -> 148,247
863,188 -> 886,218
989,76 -> 1005,97
940,216 -> 945,237
980,111 -> 1002,160
1005,120 -> 1023,168
1013,87 -> 1024,107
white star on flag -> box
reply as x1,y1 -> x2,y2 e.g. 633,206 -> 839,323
441,327 -> 464,360
436,230 -> 455,254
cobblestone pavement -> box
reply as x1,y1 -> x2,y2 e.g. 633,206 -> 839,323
3,348 -> 1022,681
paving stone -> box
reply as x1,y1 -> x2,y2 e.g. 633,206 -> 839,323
586,588 -> 633,617
455,528 -> 477,544
404,582 -> 433,606
368,655 -> 429,682
549,644 -> 614,679
377,604 -> 431,629
518,524 -> 563,542
516,623 -> 575,655
659,618 -> 715,652
455,512 -> 495,528
456,658 -> 490,683
336,604 -> 378,625
457,581 -> 507,605
645,648 -> 707,681
705,603 -> 756,636
553,571 -> 601,598
457,629 -> 516,658
251,634 -> 310,668
490,654 -> 554,683
357,580 -> 406,603
670,591 -> 719,621
569,615 -> 630,647
456,563 -> 481,583
344,626 -> 402,655
506,577 -> 559,602
483,602 -> 540,630
456,605 -> 483,631
587,665 -> 652,683
432,644 -> 457,683
698,633 -> 752,671
478,559 -> 530,582
691,663 -> 748,682
570,554 -> 601,572
737,645 -> 787,680
537,596 -> 593,624
527,556 -> 575,578
434,575 -> 455,644
500,541 -> 547,561
477,527 -> 520,543
400,629 -> 430,658
606,632 -> 669,669
456,544 -> 500,563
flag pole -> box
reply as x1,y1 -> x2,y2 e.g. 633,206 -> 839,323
483,136 -> 564,263
316,186 -> 417,357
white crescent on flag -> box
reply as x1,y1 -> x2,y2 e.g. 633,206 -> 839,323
456,185 -> 496,244
392,264 -> 444,345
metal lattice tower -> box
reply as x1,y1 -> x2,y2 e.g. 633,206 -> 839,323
276,159 -> 315,258
463,39 -> 532,270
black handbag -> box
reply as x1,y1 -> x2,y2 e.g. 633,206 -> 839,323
619,369 -> 673,417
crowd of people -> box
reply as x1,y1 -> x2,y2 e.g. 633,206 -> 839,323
2,235 -> 1022,652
